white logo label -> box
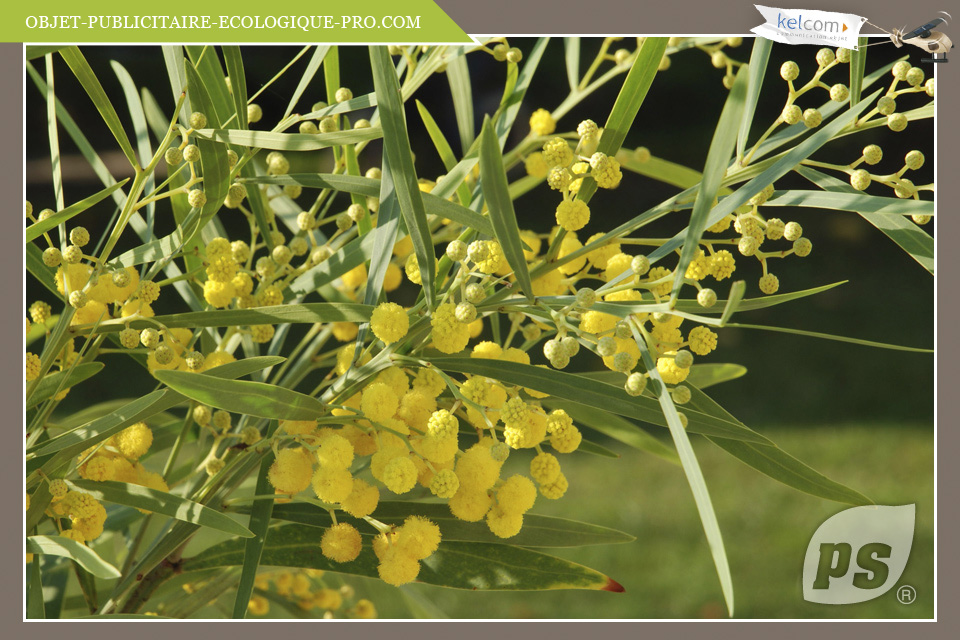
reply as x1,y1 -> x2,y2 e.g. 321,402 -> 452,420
752,5 -> 867,49
802,504 -> 915,604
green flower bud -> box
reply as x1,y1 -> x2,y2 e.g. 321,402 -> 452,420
674,349 -> 694,369
836,47 -> 852,63
625,372 -> 647,397
597,336 -> 617,357
780,61 -> 799,81
631,255 -> 650,275
62,245 -> 82,265
335,213 -> 352,231
272,245 -> 292,266
905,150 -> 925,171
490,442 -> 511,462
185,351 -> 204,370
241,426 -> 262,445
69,227 -> 90,248
550,352 -> 571,370
446,240 -> 468,262
183,144 -> 201,163
187,189 -> 207,209
783,221 -> 803,242
614,49 -> 631,64
759,273 -> 780,295
42,247 -> 62,267
887,113 -> 908,132
925,79 -> 935,97
164,147 -> 183,165
815,48 -> 835,67
803,108 -> 822,128
189,112 -> 207,129
521,324 -> 542,341
365,167 -> 382,180
119,328 -> 140,349
614,321 -> 632,340
297,211 -> 316,231
905,67 -> 924,87
697,288 -> 717,308
154,344 -> 174,365
765,218 -> 785,240
346,203 -> 365,222
465,283 -> 485,304
877,96 -> 896,116
711,51 -> 727,68
299,121 -> 318,135
672,385 -> 692,405
850,169 -> 872,191
793,237 -> 812,257
612,351 -> 634,373
862,144 -> 883,165
738,236 -> 759,257
576,287 -> 597,308
492,44 -> 509,62
506,48 -> 523,64
455,302 -> 477,324
68,290 -> 87,309
781,104 -> 802,125
561,336 -> 580,357
205,458 -> 225,476
247,104 -> 263,124
543,339 -> 562,360
894,179 -> 916,199
467,241 -> 489,263
892,61 -> 911,80
193,405 -> 211,427
227,149 -> 239,168
354,119 -> 372,129
829,84 -> 849,102
212,410 -> 231,431
335,87 -> 353,103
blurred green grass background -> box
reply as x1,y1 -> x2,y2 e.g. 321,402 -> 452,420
325,424 -> 934,619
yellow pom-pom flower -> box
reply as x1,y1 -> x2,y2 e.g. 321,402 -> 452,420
268,447 -> 314,495
556,200 -> 591,231
529,108 -> 556,136
370,302 -> 409,344
361,382 -> 399,422
320,523 -> 362,563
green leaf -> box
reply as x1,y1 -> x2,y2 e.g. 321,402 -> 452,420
683,363 -> 748,389
737,38 -> 772,163
154,370 -> 327,420
446,52 -> 475,153
629,321 -> 733,616
193,127 -> 382,150
564,38 -> 581,90
370,46 -> 435,307
765,189 -> 933,218
86,303 -> 372,334
671,65 -> 748,304
284,45 -> 330,121
795,166 -> 933,273
27,555 -> 46,619
233,501 -> 634,548
423,357 -> 770,443
363,154 -> 402,311
544,398 -> 679,465
183,523 -> 624,592
26,363 -> 104,409
184,60 -> 230,244
71,480 -> 254,538
577,37 -> 667,205
232,445 -> 277,618
850,38 -> 868,107
495,38 -> 549,147
222,46 -> 249,129
59,47 -> 138,168
27,535 -> 122,580
479,116 -> 535,301
26,244 -> 59,297
27,45 -> 66,60
725,322 -> 933,353
25,181 -> 128,243
719,280 -> 746,326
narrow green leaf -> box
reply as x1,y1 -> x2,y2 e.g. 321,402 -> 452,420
27,555 -> 45,619
765,189 -> 933,217
545,398 -> 679,465
193,127 -> 382,150
59,46 -> 138,167
370,46 -> 435,307
222,46 -> 249,129
25,181 -> 128,242
671,66 -> 748,304
26,363 -> 104,409
154,370 -> 327,420
424,357 -> 770,443
27,244 -> 59,297
363,154 -> 402,311
301,93 -> 378,120
725,322 -> 933,352
232,446 -> 277,618
284,45 -> 330,121
27,45 -> 66,60
737,38 -> 772,162
629,321 -> 733,616
234,501 -> 634,548
795,166 -> 933,273
184,61 -> 230,244
564,38 -> 581,90
446,52 -> 475,153
27,536 -> 122,579
719,281 -> 746,326
71,480 -> 253,538
85,303 -> 372,334
683,363 -> 748,389
495,38 -> 549,147
577,37 -> 667,205
183,523 -> 624,592
479,116 -> 535,301
416,100 -> 473,207
850,38 -> 868,107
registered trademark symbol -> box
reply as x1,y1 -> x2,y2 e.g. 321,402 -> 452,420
896,585 -> 916,604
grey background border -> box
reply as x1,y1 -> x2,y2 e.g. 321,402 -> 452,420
9,0 -> 954,635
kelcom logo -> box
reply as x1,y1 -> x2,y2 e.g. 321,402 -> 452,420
802,504 -> 915,605
777,12 -> 849,33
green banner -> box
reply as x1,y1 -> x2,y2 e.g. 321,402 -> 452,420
13,0 -> 473,43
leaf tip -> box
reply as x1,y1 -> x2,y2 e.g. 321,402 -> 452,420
601,577 -> 625,593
